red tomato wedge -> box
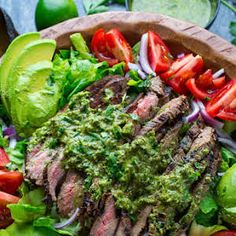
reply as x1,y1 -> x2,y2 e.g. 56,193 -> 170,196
206,79 -> 236,117
186,78 -> 211,100
0,191 -> 19,229
161,55 -> 204,94
105,29 -> 133,66
160,54 -> 194,81
0,148 -> 10,170
213,76 -> 226,89
212,231 -> 236,236
147,31 -> 172,74
196,69 -> 213,89
91,28 -> 119,66
0,170 -> 23,194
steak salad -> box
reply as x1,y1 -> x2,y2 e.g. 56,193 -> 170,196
0,28 -> 235,236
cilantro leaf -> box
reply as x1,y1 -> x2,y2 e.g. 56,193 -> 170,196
83,0 -> 110,15
230,21 -> 236,45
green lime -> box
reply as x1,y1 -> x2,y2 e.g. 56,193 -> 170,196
221,207 -> 236,227
35,0 -> 78,30
217,164 -> 236,208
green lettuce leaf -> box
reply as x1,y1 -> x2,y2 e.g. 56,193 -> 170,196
219,147 -> 236,172
70,33 -> 90,55
6,139 -> 27,171
127,70 -> 151,92
189,221 -> 227,236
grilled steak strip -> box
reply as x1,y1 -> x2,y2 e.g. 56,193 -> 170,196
57,171 -> 84,217
44,148 -> 66,203
90,195 -> 119,236
131,206 -> 153,236
138,96 -> 189,136
147,127 -> 217,235
115,214 -> 132,236
86,75 -> 128,109
25,149 -> 57,186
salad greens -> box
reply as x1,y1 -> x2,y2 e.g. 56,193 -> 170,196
230,21 -> 236,45
83,0 -> 125,15
0,187 -> 80,236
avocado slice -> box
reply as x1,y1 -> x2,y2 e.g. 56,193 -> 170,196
6,39 -> 56,112
0,32 -> 40,114
11,61 -> 60,137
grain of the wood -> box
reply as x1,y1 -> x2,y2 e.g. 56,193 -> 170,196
0,0 -> 235,41
40,12 -> 236,79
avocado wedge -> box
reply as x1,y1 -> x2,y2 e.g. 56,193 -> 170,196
6,39 -> 58,137
0,32 -> 40,114
10,61 -> 60,137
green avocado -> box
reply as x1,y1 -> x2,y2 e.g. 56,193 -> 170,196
0,32 -> 40,114
217,164 -> 236,208
7,39 -> 58,137
221,207 -> 236,228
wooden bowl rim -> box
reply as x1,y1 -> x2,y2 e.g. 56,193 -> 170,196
41,11 -> 236,79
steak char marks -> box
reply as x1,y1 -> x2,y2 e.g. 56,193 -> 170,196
25,75 -> 220,235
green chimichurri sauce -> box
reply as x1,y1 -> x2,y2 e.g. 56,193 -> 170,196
131,0 -> 213,27
30,91 -> 207,220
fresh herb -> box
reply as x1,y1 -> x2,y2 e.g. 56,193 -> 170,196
83,0 -> 125,15
219,147 -> 236,172
127,70 -> 151,92
230,21 -> 236,45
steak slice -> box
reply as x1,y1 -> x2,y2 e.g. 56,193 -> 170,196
86,75 -> 128,108
44,149 -> 66,203
57,170 -> 84,217
149,76 -> 165,96
138,96 -> 189,136
115,215 -> 132,236
131,206 -> 153,236
90,195 -> 118,236
25,149 -> 56,186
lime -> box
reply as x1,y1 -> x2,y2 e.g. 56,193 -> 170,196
35,0 -> 78,30
221,207 -> 236,227
217,164 -> 236,208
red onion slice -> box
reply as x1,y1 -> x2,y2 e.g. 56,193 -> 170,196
213,68 -> 224,79
9,138 -> 17,149
3,125 -> 16,138
177,53 -> 185,59
54,207 -> 80,229
128,62 -> 146,80
182,100 -> 200,123
197,101 -> 224,129
139,33 -> 156,76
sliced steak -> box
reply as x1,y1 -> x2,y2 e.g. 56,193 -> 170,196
86,75 -> 128,108
138,95 -> 189,136
90,195 -> 118,236
57,170 -> 84,217
131,206 -> 152,236
25,149 -> 56,186
44,149 -> 66,203
115,215 -> 132,236
149,76 -> 165,96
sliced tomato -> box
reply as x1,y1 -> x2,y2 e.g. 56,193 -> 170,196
164,55 -> 204,94
206,79 -> 236,117
0,170 -> 23,194
0,191 -> 19,229
147,31 -> 172,74
91,28 -> 119,66
105,28 -> 133,66
160,54 -> 194,81
213,76 -> 226,89
186,78 -> 211,100
0,148 -> 10,170
217,110 -> 236,121
196,69 -> 213,88
212,231 -> 236,236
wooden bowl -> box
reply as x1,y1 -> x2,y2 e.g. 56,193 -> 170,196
41,11 -> 236,79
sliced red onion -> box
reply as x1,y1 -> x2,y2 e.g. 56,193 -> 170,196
128,62 -> 147,80
197,101 -> 224,129
139,33 -> 156,76
9,138 -> 17,149
182,100 -> 200,123
213,68 -> 224,79
54,207 -> 80,229
3,125 -> 16,138
177,53 -> 185,59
